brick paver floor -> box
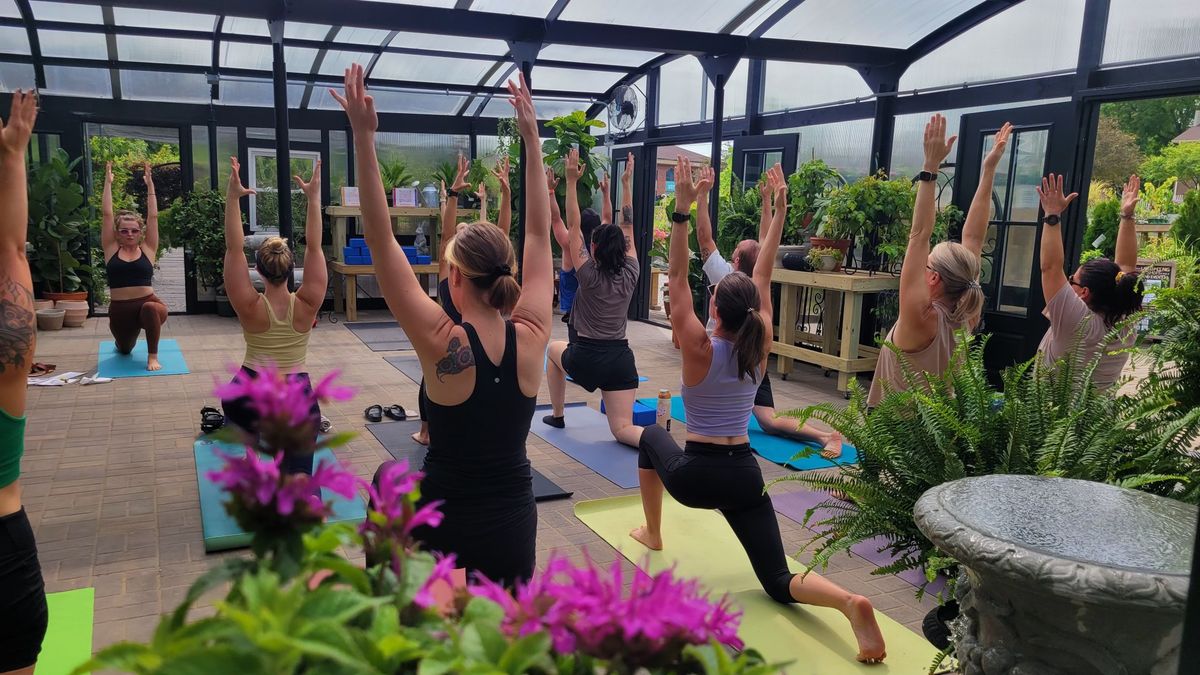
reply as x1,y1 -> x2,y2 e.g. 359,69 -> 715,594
22,310 -> 941,654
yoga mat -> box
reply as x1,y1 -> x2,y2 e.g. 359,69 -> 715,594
194,438 -> 367,552
638,396 -> 858,471
772,489 -> 949,597
345,321 -> 413,352
385,354 -> 424,384
366,420 -> 573,502
35,587 -> 94,675
96,338 -> 189,378
530,403 -> 639,489
575,495 -> 936,672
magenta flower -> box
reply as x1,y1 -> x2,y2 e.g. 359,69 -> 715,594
365,459 -> 425,522
213,365 -> 356,456
207,450 -> 363,526
413,552 -> 459,609
360,459 -> 446,574
402,501 -> 445,537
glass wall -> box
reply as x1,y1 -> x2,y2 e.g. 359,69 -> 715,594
761,62 -> 872,114
329,130 -> 349,205
768,118 -> 874,183
1102,0 -> 1200,65
191,125 -> 210,190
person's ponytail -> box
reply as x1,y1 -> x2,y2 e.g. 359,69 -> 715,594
484,271 -> 521,314
713,272 -> 766,381
949,284 -> 984,327
733,307 -> 766,382
1078,259 -> 1144,327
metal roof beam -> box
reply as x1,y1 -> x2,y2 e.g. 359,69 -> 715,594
13,0 -> 44,88
749,0 -> 807,39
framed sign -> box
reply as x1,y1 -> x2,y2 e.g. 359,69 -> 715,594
1135,259 -> 1176,289
340,186 -> 360,207
393,187 -> 418,207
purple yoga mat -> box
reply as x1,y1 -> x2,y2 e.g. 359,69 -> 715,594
772,488 -> 948,596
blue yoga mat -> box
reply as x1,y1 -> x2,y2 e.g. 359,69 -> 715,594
97,338 -> 189,378
530,402 -> 640,489
194,438 -> 367,552
638,396 -> 858,471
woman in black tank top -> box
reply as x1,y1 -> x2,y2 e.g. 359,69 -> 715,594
336,66 -> 554,586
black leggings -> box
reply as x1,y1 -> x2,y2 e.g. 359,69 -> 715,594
638,424 -> 796,604
0,507 -> 48,671
220,366 -> 318,476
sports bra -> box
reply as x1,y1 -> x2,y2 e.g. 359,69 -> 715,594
106,249 -> 154,288
681,336 -> 759,438
0,407 -> 26,489
242,293 -> 311,369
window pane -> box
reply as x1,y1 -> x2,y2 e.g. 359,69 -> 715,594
330,130 -> 349,205
216,126 -> 237,187
531,66 -> 623,93
192,125 -> 211,190
112,7 -> 216,31
784,118 -> 874,183
538,44 -> 658,68
372,53 -> 498,85
120,70 -> 210,103
285,22 -> 332,40
480,97 -> 591,119
658,56 -> 705,125
0,25 -> 29,55
763,62 -> 871,113
220,44 -> 318,72
471,0 -> 558,16
30,0 -> 102,23
705,58 -> 748,119
316,50 -> 367,77
765,0 -> 983,48
382,31 -> 509,56
901,0 -> 1083,90
375,132 -> 470,186
997,224 -> 1036,315
1103,0 -> 1200,65
117,36 -> 209,66
0,0 -> 18,18
0,62 -> 37,91
732,0 -> 792,35
1008,129 -> 1048,223
246,128 -> 320,143
223,17 -> 269,36
219,81 -> 305,108
980,131 -> 1013,221
44,66 -> 111,97
38,29 -> 108,59
560,0 -> 750,33
333,26 -> 390,46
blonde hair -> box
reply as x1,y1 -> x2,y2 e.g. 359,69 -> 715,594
928,241 -> 984,327
443,221 -> 520,314
115,210 -> 144,230
256,236 -> 294,285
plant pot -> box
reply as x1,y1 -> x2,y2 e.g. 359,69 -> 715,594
36,308 -> 65,331
809,237 -> 851,271
56,300 -> 88,327
216,292 -> 236,318
33,299 -> 54,312
818,255 -> 839,272
43,290 -> 87,303
775,244 -> 808,267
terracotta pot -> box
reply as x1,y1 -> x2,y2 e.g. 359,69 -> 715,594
44,290 -> 88,303
809,237 -> 851,271
56,300 -> 88,327
33,299 -> 54,312
36,308 -> 65,331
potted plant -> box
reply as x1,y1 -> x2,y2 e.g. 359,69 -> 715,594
162,188 -> 232,314
379,159 -> 414,206
541,110 -> 607,211
806,246 -> 843,272
27,149 -> 91,303
787,159 -> 844,244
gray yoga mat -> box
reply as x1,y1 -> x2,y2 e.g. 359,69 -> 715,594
530,402 -> 640,489
345,321 -> 413,352
771,488 -> 948,595
385,355 -> 423,384
365,420 -> 572,502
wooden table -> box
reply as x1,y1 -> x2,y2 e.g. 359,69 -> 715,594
330,260 -> 439,321
325,205 -> 479,262
771,269 -> 900,394
649,268 -> 664,310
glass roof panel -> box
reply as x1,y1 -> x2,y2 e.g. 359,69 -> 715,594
44,65 -> 111,98
530,66 -> 624,93
221,42 -> 272,70
112,7 -> 216,31
480,97 -> 592,119
1102,0 -> 1200,65
765,0 -> 983,48
307,85 -> 466,115
318,50 -> 369,77
369,0 -> 456,7
0,25 -> 30,56
471,0 -> 559,16
38,29 -> 108,60
387,31 -> 510,56
560,0 -> 753,33
0,62 -> 37,91
372,53 -> 498,85
705,58 -> 748,119
333,26 -> 391,46
762,62 -> 872,112
0,0 -> 18,19
731,0 -> 792,36
285,22 -> 333,40
30,0 -> 102,23
538,44 -> 658,68
218,80 -> 306,108
120,70 -> 210,103
223,17 -> 269,36
901,0 -> 1083,90
117,36 -> 210,66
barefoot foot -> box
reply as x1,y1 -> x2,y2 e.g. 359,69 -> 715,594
820,431 -> 843,459
629,525 -> 662,551
146,355 -> 162,372
411,431 -> 429,446
845,595 -> 886,664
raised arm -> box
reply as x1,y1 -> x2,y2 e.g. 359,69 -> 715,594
1037,173 -> 1078,304
895,114 -> 957,351
438,153 -> 470,279
547,168 -> 573,271
756,179 -> 771,241
223,157 -> 259,316
962,122 -> 1011,258
507,73 -> 553,341
0,90 -> 38,415
1115,174 -> 1140,272
620,151 -> 637,260
667,155 -> 707,353
141,162 -> 160,261
599,172 -> 612,227
695,165 -> 718,261
491,155 -> 512,236
101,161 -> 116,254
294,160 -> 327,312
565,147 -> 587,267
756,165 -> 787,360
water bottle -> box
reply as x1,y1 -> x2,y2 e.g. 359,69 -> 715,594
656,389 -> 671,431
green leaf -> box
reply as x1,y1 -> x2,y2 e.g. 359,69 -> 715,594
157,648 -> 263,675
298,587 -> 387,624
498,632 -> 551,674
71,642 -> 160,675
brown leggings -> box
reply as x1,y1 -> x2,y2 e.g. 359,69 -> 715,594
108,293 -> 167,354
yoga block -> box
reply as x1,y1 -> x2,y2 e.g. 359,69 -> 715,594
402,245 -> 417,257
415,255 -> 431,265
600,399 -> 656,427
349,237 -> 365,248
345,254 -> 372,266
342,246 -> 357,260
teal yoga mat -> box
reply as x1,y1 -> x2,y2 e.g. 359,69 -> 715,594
637,396 -> 857,471
194,438 -> 367,552
97,338 -> 189,378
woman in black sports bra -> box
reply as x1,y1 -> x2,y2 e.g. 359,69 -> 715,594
101,161 -> 169,371
334,65 -> 553,585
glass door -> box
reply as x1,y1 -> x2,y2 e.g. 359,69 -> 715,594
733,134 -> 798,187
247,148 -> 319,235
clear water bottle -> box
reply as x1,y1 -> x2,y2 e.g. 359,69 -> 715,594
656,389 -> 671,431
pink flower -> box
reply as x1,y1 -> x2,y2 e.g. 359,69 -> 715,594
653,227 -> 669,241
311,370 -> 356,404
208,449 -> 363,523
365,460 -> 425,522
413,552 -> 459,609
402,501 -> 445,537
213,366 -> 356,456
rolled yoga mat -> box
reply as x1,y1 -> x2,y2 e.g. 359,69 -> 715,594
575,495 -> 937,672
638,396 -> 858,471
35,587 -> 94,675
365,420 -> 573,502
97,338 -> 189,378
345,321 -> 413,352
530,402 -> 639,489
194,438 -> 367,552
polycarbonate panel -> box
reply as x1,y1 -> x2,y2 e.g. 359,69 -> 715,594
38,29 -> 107,59
1102,0 -> 1200,65
371,0 -> 456,6
117,36 -> 209,66
372,52 -> 498,85
219,80 -> 306,108
472,0 -> 558,16
371,89 -> 468,115
731,0 -> 792,36
329,130 -> 349,203
0,62 -> 37,91
333,27 -> 391,46
30,0 -> 102,23
373,132 -> 470,185
220,44 -> 319,73
285,22 -> 333,40
772,119 -> 874,183
120,70 -> 209,103
560,0 -> 752,33
0,25 -> 29,55
762,62 -> 871,112
538,44 -> 658,68
386,31 -> 510,56
765,0 -> 982,48
901,0 -> 1083,91
244,127 -> 320,143
531,66 -> 623,93
44,66 -> 111,97
657,56 -> 705,125
192,125 -> 211,190
216,126 -> 237,187
112,7 -> 216,31
223,17 -> 269,36
705,58 -> 748,119
0,0 -> 17,18
316,50 -> 369,77
480,97 -> 592,119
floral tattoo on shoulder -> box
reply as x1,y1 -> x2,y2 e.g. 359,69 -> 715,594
434,337 -> 474,382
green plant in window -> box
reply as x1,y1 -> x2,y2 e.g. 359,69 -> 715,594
1135,177 -> 1179,220
541,110 -> 607,210
378,159 -> 415,191
430,161 -> 457,192
786,159 -> 844,243
161,188 -> 232,289
716,175 -> 762,254
27,149 -> 92,295
1084,198 -> 1121,258
1171,189 -> 1200,249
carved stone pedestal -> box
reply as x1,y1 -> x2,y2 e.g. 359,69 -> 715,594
914,475 -> 1195,675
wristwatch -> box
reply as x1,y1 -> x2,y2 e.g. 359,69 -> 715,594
911,171 -> 937,183
671,211 -> 690,223
1043,214 -> 1061,225
446,189 -> 459,198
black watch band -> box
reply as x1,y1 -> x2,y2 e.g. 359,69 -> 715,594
670,211 -> 690,223
911,171 -> 937,183
446,189 -> 459,198
1043,214 -> 1061,225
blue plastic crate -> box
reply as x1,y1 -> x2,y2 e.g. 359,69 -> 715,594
600,399 -> 656,427
414,255 -> 432,265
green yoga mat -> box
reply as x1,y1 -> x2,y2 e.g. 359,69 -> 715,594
637,396 -> 858,470
36,587 -> 94,675
195,438 -> 367,552
574,496 -> 935,672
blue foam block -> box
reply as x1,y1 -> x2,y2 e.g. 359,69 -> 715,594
345,255 -> 372,266
600,399 -> 656,426
402,245 -> 417,256
349,237 -> 365,248
97,339 -> 189,378
415,255 -> 432,265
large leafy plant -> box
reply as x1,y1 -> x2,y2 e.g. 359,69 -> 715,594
27,149 -> 91,294
1084,197 -> 1121,258
786,159 -> 844,243
542,111 -> 607,210
717,176 -> 762,254
161,188 -> 231,289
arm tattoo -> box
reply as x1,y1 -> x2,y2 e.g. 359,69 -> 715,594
621,205 -> 633,226
0,277 -> 34,375
434,336 -> 475,382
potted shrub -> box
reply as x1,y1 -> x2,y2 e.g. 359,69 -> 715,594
162,188 -> 232,314
379,159 -> 414,206
811,182 -> 865,264
27,149 -> 91,303
806,246 -> 843,272
542,110 -> 607,211
787,159 -> 844,244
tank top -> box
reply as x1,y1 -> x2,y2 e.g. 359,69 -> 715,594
106,249 -> 154,288
422,322 -> 535,506
682,336 -> 760,438
242,293 -> 311,369
0,407 -> 25,489
437,278 -> 463,325
868,301 -> 962,407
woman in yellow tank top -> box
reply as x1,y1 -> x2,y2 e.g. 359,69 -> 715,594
218,157 -> 328,476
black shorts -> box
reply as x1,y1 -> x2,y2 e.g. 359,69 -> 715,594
753,372 -> 774,408
562,337 -> 639,392
0,508 -> 48,671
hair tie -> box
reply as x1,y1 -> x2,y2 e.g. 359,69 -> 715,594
493,264 -> 512,278
1115,271 -> 1124,283
968,280 -> 981,289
